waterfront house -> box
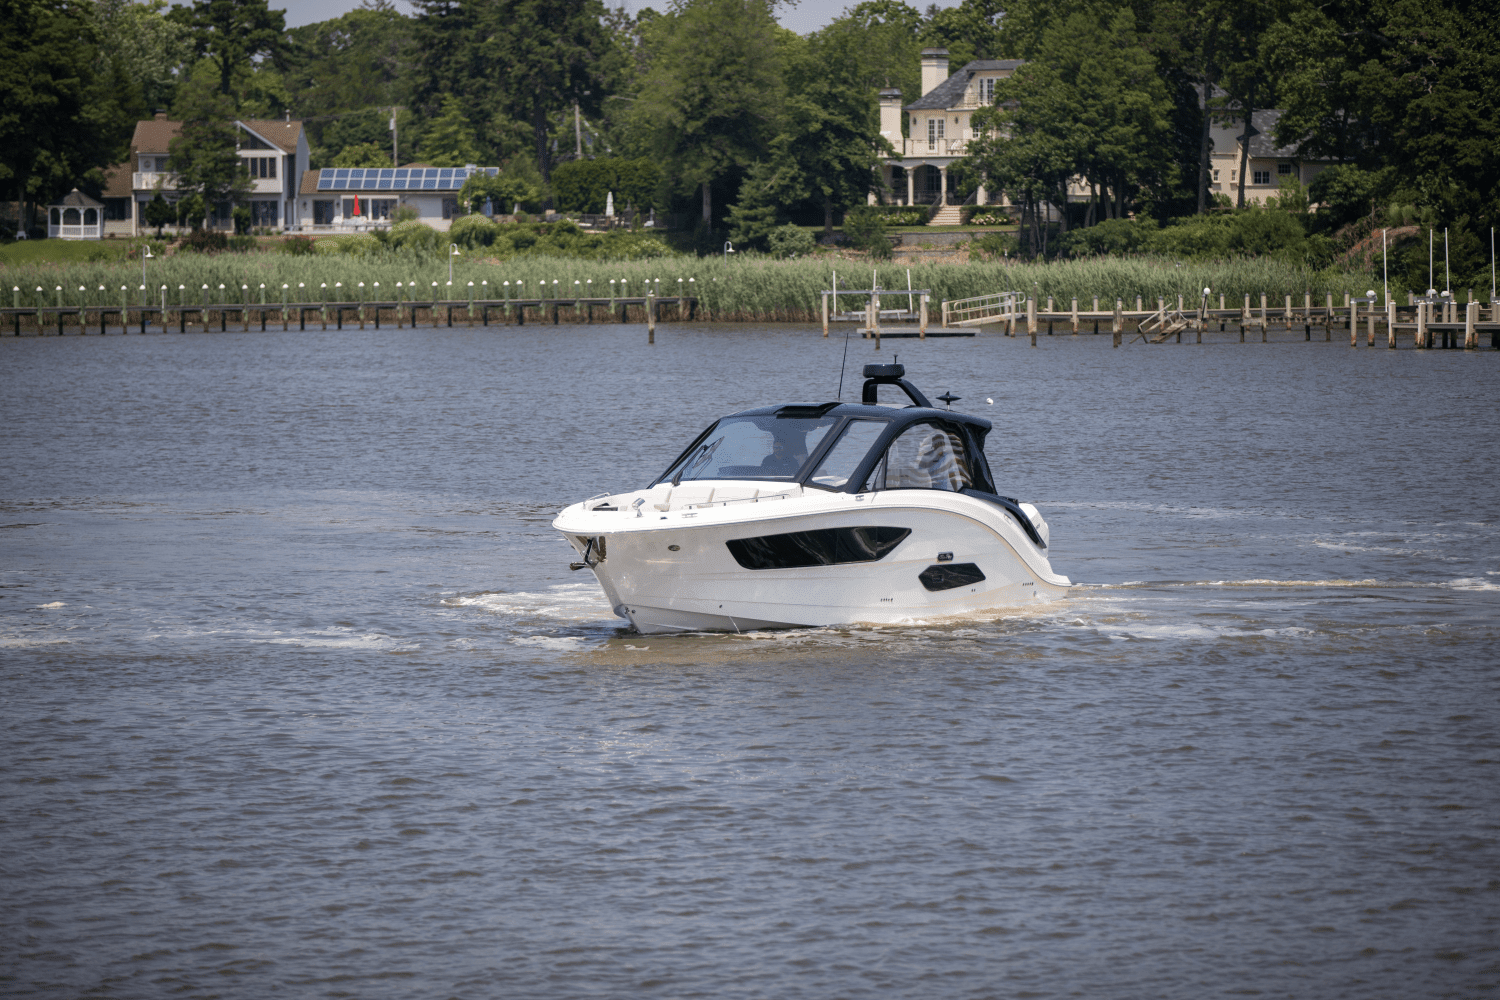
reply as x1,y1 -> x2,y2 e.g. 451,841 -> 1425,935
90,113 -> 310,236
296,166 -> 500,232
876,48 -> 1023,223
1207,104 -> 1332,206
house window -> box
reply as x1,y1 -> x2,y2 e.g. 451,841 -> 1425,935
246,157 -> 277,179
314,200 -> 335,225
342,197 -> 392,219
442,197 -> 459,220
927,118 -> 944,149
103,198 -> 131,221
1212,169 -> 1220,182
1253,170 -> 1271,185
1278,162 -> 1293,176
980,78 -> 995,104
250,201 -> 278,226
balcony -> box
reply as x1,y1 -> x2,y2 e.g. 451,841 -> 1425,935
898,138 -> 971,158
133,171 -> 179,191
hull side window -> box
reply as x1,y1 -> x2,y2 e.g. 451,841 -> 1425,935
918,562 -> 986,591
727,526 -> 910,570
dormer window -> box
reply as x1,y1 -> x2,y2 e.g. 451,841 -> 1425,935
980,78 -> 995,104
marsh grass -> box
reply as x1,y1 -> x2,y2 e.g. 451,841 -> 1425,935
4,251 -> 1377,320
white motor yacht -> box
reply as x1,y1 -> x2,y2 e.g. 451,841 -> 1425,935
553,364 -> 1072,634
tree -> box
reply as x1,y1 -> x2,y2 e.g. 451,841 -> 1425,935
419,95 -> 484,166
94,0 -> 194,113
329,142 -> 393,167
635,0 -> 783,225
0,0 -> 133,229
411,0 -> 611,181
458,169 -> 540,214
144,192 -> 175,234
168,91 -> 252,228
169,0 -> 285,98
751,27 -> 892,235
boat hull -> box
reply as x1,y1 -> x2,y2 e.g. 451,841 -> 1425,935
553,485 -> 1070,634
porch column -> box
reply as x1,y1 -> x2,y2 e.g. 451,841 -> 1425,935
906,168 -> 915,206
939,166 -> 948,205
977,182 -> 987,205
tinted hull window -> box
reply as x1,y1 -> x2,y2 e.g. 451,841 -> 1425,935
727,526 -> 910,570
918,562 -> 986,591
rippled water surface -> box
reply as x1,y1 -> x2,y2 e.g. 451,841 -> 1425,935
2,323 -> 1497,999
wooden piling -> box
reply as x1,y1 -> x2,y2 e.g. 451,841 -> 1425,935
821,292 -> 829,337
919,294 -> 928,339
1260,293 -> 1269,342
1241,294 -> 1249,342
1071,297 -> 1079,334
1416,300 -> 1427,348
1388,300 -> 1397,349
1113,298 -> 1123,347
1028,296 -> 1037,347
647,291 -> 656,343
1349,298 -> 1359,346
1465,300 -> 1478,348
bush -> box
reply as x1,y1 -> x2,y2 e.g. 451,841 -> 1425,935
864,205 -> 930,226
550,158 -> 660,214
387,220 -> 442,253
179,229 -> 229,253
766,224 -> 816,259
1060,218 -> 1157,257
227,234 -> 258,253
971,231 -> 1018,259
842,207 -> 892,259
280,234 -> 317,255
393,205 -> 420,224
448,213 -> 499,250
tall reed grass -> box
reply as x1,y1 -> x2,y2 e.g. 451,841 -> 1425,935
4,251 -> 1379,319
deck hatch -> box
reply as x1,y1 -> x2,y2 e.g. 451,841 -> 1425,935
726,526 -> 910,570
918,562 -> 986,591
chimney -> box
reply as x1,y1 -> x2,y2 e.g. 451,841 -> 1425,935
878,89 -> 903,147
921,48 -> 949,98
153,110 -> 168,120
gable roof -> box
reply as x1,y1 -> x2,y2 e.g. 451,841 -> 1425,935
131,119 -> 183,154
129,118 -> 303,154
239,120 -> 303,153
904,59 -> 1025,111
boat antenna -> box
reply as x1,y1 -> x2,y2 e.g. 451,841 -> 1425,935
836,317 -> 852,399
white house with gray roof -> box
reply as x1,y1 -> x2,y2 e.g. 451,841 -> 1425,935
1207,105 -> 1333,206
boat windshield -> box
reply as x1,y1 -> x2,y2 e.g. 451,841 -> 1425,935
662,415 -> 839,483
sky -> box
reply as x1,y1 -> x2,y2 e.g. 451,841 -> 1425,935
279,0 -> 964,34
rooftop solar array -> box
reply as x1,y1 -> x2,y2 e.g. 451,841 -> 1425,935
316,167 -> 498,191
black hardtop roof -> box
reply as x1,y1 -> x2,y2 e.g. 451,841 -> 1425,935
728,399 -> 993,432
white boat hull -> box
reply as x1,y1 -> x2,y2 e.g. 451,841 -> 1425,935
553,483 -> 1071,634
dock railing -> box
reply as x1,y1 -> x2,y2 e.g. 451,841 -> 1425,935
942,291 -> 1020,328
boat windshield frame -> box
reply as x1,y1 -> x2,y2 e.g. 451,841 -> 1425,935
651,406 -> 994,494
653,414 -> 844,486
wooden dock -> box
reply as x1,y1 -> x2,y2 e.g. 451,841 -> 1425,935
936,291 -> 1500,349
0,295 -> 696,340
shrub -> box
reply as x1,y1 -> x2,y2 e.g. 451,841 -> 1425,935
1060,218 -> 1156,257
179,229 -> 229,253
971,231 -> 1018,259
227,234 -> 258,253
864,206 -> 931,226
393,205 -> 420,224
280,234 -> 317,255
842,207 -> 892,259
766,224 -> 816,259
449,213 -> 499,249
387,220 -> 442,253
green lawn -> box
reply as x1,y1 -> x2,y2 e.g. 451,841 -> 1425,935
0,239 -> 135,266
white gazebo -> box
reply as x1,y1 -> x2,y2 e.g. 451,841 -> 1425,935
47,189 -> 104,240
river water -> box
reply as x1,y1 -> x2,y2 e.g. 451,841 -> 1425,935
2,323 -> 1497,999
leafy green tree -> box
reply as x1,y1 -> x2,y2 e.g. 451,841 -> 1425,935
918,0 -> 1004,69
0,0 -> 133,228
169,0 -> 285,98
411,0 -> 611,181
635,0 -> 783,225
458,170 -> 540,214
168,91 -> 252,228
329,142 -> 393,168
94,0 -> 194,113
